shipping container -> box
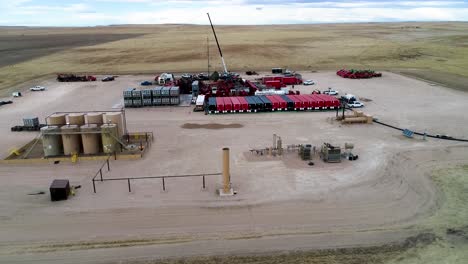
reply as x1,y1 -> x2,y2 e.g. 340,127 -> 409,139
280,95 -> 294,110
161,97 -> 171,105
266,95 -> 280,111
132,90 -> 142,99
223,97 -> 233,113
236,97 -> 249,112
170,97 -> 180,105
132,98 -> 142,107
258,96 -> 272,111
23,117 -> 39,127
152,86 -> 163,97
207,97 -> 217,113
296,95 -> 309,110
230,97 -> 241,112
161,87 -> 171,96
215,97 -> 224,113
143,98 -> 152,106
317,94 -> 340,109
124,99 -> 133,108
170,86 -> 180,96
142,89 -> 152,99
152,97 -> 162,106
123,88 -> 135,99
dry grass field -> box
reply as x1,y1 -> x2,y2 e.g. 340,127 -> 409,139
1,22 -> 468,96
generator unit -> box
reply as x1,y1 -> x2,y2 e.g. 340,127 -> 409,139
320,143 -> 341,163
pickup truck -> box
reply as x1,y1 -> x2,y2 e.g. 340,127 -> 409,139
347,101 -> 364,108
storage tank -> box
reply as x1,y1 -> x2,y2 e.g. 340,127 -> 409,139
47,114 -> 66,126
86,112 -> 103,125
81,124 -> 100,155
101,124 -> 119,154
68,113 -> 85,126
41,126 -> 63,157
61,125 -> 81,155
103,112 -> 124,137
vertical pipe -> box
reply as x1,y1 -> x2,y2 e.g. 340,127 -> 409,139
127,178 -> 131,192
162,177 -> 166,191
203,175 -> 206,189
222,147 -> 230,194
93,180 -> 96,193
273,134 -> 277,149
100,169 -> 103,181
107,159 -> 110,171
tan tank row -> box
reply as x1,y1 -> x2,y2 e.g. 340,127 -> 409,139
47,114 -> 67,126
68,113 -> 85,126
86,113 -> 104,125
41,121 -> 124,157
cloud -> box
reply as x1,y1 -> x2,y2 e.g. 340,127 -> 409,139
1,0 -> 468,26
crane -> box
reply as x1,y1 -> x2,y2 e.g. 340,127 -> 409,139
207,13 -> 228,74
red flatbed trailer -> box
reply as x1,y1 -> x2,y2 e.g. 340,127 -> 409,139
236,97 -> 248,112
215,97 -> 225,113
272,95 -> 287,110
230,97 -> 241,112
266,95 -> 280,111
262,76 -> 275,83
223,97 -> 233,113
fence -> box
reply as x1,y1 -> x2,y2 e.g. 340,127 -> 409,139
91,157 -> 221,193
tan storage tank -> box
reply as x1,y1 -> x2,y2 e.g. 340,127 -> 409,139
86,113 -> 103,125
81,124 -> 100,155
101,124 -> 119,154
104,112 -> 124,138
68,113 -> 85,126
47,114 -> 66,126
61,125 -> 81,155
41,126 -> 63,157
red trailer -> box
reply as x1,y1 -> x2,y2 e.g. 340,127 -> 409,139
301,95 -> 314,110
287,95 -> 303,110
229,97 -> 241,112
262,76 -> 275,83
272,95 -> 287,110
236,97 -> 249,112
297,95 -> 310,110
310,94 -> 325,109
223,97 -> 233,113
282,76 -> 302,85
317,94 -> 340,109
307,94 -> 321,110
265,80 -> 282,89
266,95 -> 280,111
215,97 -> 225,113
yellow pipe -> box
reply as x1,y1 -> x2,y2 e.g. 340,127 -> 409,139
222,147 -> 230,193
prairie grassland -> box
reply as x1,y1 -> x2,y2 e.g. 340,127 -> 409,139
1,22 -> 468,95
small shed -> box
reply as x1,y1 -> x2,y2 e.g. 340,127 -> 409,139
50,179 -> 70,201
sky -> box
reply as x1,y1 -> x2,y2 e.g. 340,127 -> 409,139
1,0 -> 468,26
